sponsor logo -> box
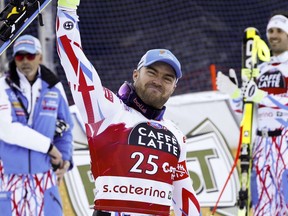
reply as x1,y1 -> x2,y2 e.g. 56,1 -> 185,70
102,184 -> 170,200
258,71 -> 285,88
15,111 -> 26,116
0,104 -> 8,110
162,161 -> 188,181
103,87 -> 114,102
42,100 -> 57,111
248,84 -> 256,97
128,122 -> 180,158
258,111 -> 273,118
271,15 -> 287,24
245,39 -> 255,69
63,21 -> 74,30
94,176 -> 173,206
147,121 -> 167,130
11,101 -> 22,109
45,92 -> 58,98
133,97 -> 147,113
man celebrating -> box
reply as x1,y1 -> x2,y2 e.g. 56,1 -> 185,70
217,11 -> 288,216
56,0 -> 200,215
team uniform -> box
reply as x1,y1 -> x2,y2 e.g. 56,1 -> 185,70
56,8 -> 200,216
0,64 -> 73,216
231,51 -> 288,215
251,51 -> 288,216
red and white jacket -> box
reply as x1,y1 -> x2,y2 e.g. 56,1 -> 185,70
56,8 -> 200,216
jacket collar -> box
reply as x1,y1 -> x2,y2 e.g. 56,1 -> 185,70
117,82 -> 166,121
7,60 -> 59,89
270,51 -> 288,63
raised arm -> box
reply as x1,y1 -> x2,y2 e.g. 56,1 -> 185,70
56,3 -> 121,124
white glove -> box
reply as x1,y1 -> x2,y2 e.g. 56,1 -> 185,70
216,70 -> 241,98
241,79 -> 267,103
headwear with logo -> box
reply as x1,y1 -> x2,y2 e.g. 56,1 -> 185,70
13,34 -> 42,56
137,49 -> 182,79
267,15 -> 288,34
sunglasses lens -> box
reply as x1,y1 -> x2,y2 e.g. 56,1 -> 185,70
15,53 -> 36,61
15,54 -> 24,61
117,82 -> 133,101
27,54 -> 36,60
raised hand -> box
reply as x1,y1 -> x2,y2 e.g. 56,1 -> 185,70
216,71 -> 241,99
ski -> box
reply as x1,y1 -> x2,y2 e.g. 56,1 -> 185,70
0,0 -> 52,56
237,26 -> 259,216
237,27 -> 270,216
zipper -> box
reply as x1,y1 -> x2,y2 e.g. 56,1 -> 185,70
29,86 -> 33,173
28,149 -> 31,173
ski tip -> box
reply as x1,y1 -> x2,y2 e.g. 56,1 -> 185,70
244,26 -> 258,30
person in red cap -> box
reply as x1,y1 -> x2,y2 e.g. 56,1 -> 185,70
56,0 -> 200,216
0,34 -> 74,216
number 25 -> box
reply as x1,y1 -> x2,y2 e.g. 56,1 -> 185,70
130,152 -> 158,175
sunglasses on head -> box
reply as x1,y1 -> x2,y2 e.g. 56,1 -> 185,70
15,53 -> 37,61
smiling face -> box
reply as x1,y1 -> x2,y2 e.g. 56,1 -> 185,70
133,61 -> 177,109
267,27 -> 288,56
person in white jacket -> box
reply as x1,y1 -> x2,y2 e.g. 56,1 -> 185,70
217,11 -> 288,216
56,0 -> 200,215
